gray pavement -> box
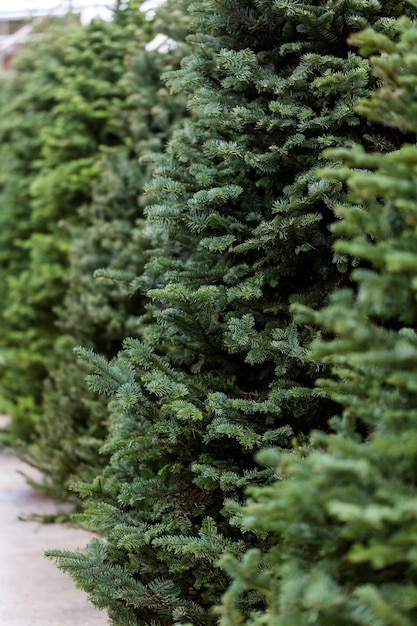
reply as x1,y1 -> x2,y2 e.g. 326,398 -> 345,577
0,417 -> 109,625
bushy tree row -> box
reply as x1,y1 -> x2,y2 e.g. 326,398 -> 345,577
3,0 -> 417,623
0,5 -> 145,442
0,15 -> 77,437
0,1 -> 188,502
22,2 -> 189,503
42,0 -> 417,624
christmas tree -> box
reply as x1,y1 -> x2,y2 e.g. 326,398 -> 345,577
47,0 -> 417,624
0,14 -> 80,441
24,0 -> 189,503
0,4 -> 147,444
219,8 -> 417,626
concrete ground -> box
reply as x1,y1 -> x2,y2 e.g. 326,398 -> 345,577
0,417 -> 109,626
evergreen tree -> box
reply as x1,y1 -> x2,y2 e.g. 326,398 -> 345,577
0,5 -> 147,444
219,9 -> 417,626
25,3 -> 188,503
0,14 -> 81,441
47,1 -> 417,624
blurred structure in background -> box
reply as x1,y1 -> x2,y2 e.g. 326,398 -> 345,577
0,1 -> 115,72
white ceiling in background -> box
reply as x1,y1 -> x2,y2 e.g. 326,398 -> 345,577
0,0 -> 117,23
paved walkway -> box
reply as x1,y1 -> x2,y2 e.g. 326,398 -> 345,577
0,418 -> 109,625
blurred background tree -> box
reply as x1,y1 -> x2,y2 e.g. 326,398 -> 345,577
24,0 -> 189,504
0,0 -> 185,457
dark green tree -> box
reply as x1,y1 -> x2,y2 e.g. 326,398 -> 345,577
47,1 -> 417,624
25,6 -> 189,502
219,9 -> 417,626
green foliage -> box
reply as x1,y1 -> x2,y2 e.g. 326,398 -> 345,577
218,12 -> 417,626
18,3 -> 188,501
0,6 -> 152,444
44,1 -> 417,624
0,17 -> 77,439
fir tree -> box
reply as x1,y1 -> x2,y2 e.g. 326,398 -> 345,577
47,1 -> 417,624
0,14 -> 81,441
0,5 -> 148,444
24,3 -> 188,503
219,9 -> 417,626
